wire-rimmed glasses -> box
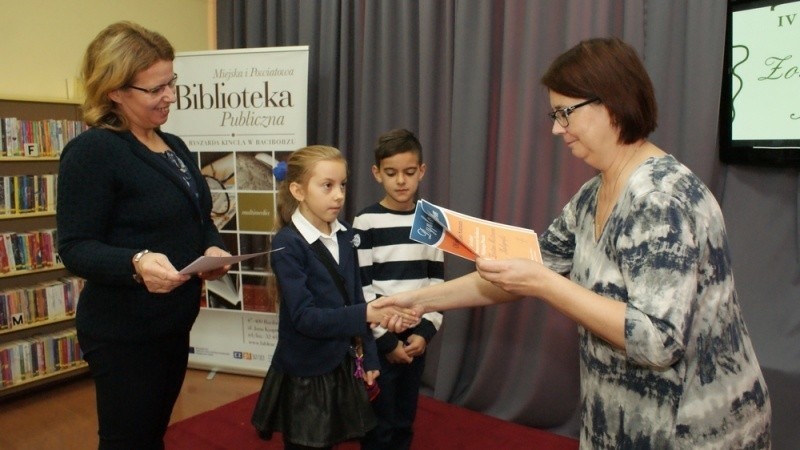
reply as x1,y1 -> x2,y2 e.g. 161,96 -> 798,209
127,74 -> 178,96
547,97 -> 599,127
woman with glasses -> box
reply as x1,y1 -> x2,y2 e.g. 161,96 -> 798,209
374,38 -> 771,449
57,21 -> 231,449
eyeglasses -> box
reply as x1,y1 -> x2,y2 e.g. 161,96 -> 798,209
127,74 -> 178,96
547,97 -> 599,127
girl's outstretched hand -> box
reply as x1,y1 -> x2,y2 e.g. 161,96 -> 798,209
366,301 -> 420,331
369,296 -> 424,332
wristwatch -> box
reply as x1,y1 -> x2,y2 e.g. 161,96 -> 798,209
132,249 -> 150,283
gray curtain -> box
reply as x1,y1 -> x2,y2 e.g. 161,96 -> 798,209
217,1 -> 799,446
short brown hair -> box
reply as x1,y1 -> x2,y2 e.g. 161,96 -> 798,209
541,37 -> 657,144
80,21 -> 175,130
374,128 -> 423,167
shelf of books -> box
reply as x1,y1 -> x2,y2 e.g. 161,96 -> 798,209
0,277 -> 86,399
0,97 -> 89,400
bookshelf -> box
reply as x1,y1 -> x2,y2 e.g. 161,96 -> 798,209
0,97 -> 88,400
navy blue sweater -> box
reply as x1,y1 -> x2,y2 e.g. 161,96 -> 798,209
269,223 -> 379,377
57,128 -> 224,343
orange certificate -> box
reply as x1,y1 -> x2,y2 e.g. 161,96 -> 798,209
409,199 -> 542,262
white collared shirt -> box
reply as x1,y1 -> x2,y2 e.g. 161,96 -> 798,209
290,209 -> 346,263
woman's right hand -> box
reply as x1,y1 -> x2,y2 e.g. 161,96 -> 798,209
476,257 -> 549,298
134,252 -> 191,293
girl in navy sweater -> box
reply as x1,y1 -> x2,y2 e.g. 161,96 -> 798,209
251,145 -> 415,450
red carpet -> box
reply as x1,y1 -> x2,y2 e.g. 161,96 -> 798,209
165,393 -> 579,449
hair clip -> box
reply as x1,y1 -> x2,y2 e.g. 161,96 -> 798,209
273,161 -> 287,182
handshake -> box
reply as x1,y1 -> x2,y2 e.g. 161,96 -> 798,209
365,296 -> 423,332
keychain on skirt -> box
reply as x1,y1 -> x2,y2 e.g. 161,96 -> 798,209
352,337 -> 380,401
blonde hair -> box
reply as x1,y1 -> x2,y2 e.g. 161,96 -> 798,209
80,21 -> 175,130
276,145 -> 346,228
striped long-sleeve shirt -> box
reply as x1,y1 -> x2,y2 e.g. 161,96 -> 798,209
353,202 -> 444,354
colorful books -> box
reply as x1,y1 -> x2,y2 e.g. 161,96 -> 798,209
0,277 -> 84,331
1,174 -> 57,216
0,102 -> 87,396
0,229 -> 60,273
0,328 -> 84,387
0,117 -> 86,157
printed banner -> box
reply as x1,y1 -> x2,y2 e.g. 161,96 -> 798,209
167,46 -> 307,151
163,46 -> 309,376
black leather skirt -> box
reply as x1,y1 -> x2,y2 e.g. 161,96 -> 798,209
251,356 -> 376,447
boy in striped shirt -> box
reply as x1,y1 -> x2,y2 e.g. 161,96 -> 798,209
354,128 -> 444,450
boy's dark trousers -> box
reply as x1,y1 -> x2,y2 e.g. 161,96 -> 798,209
362,352 -> 426,450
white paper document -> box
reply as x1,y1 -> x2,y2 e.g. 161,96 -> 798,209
178,248 -> 283,275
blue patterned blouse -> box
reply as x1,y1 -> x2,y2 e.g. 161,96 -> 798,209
540,155 -> 771,449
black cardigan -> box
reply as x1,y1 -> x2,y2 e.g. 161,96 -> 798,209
57,127 -> 224,343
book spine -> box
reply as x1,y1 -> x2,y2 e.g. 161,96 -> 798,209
3,234 -> 15,272
0,293 -> 8,330
46,281 -> 66,319
34,338 -> 46,376
69,332 -> 79,366
20,341 -> 32,380
49,336 -> 61,371
6,290 -> 20,328
0,176 -> 7,216
29,232 -> 42,270
0,347 -> 11,386
45,174 -> 56,211
43,335 -> 56,373
33,286 -> 47,322
35,175 -> 45,212
12,176 -> 21,214
0,236 -> 9,273
0,117 -> 6,156
8,344 -> 21,382
23,175 -> 34,213
57,335 -> 68,370
6,118 -> 19,156
23,289 -> 35,325
12,233 -> 27,271
48,229 -> 57,266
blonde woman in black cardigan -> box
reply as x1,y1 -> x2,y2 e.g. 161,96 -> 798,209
57,22 -> 231,450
